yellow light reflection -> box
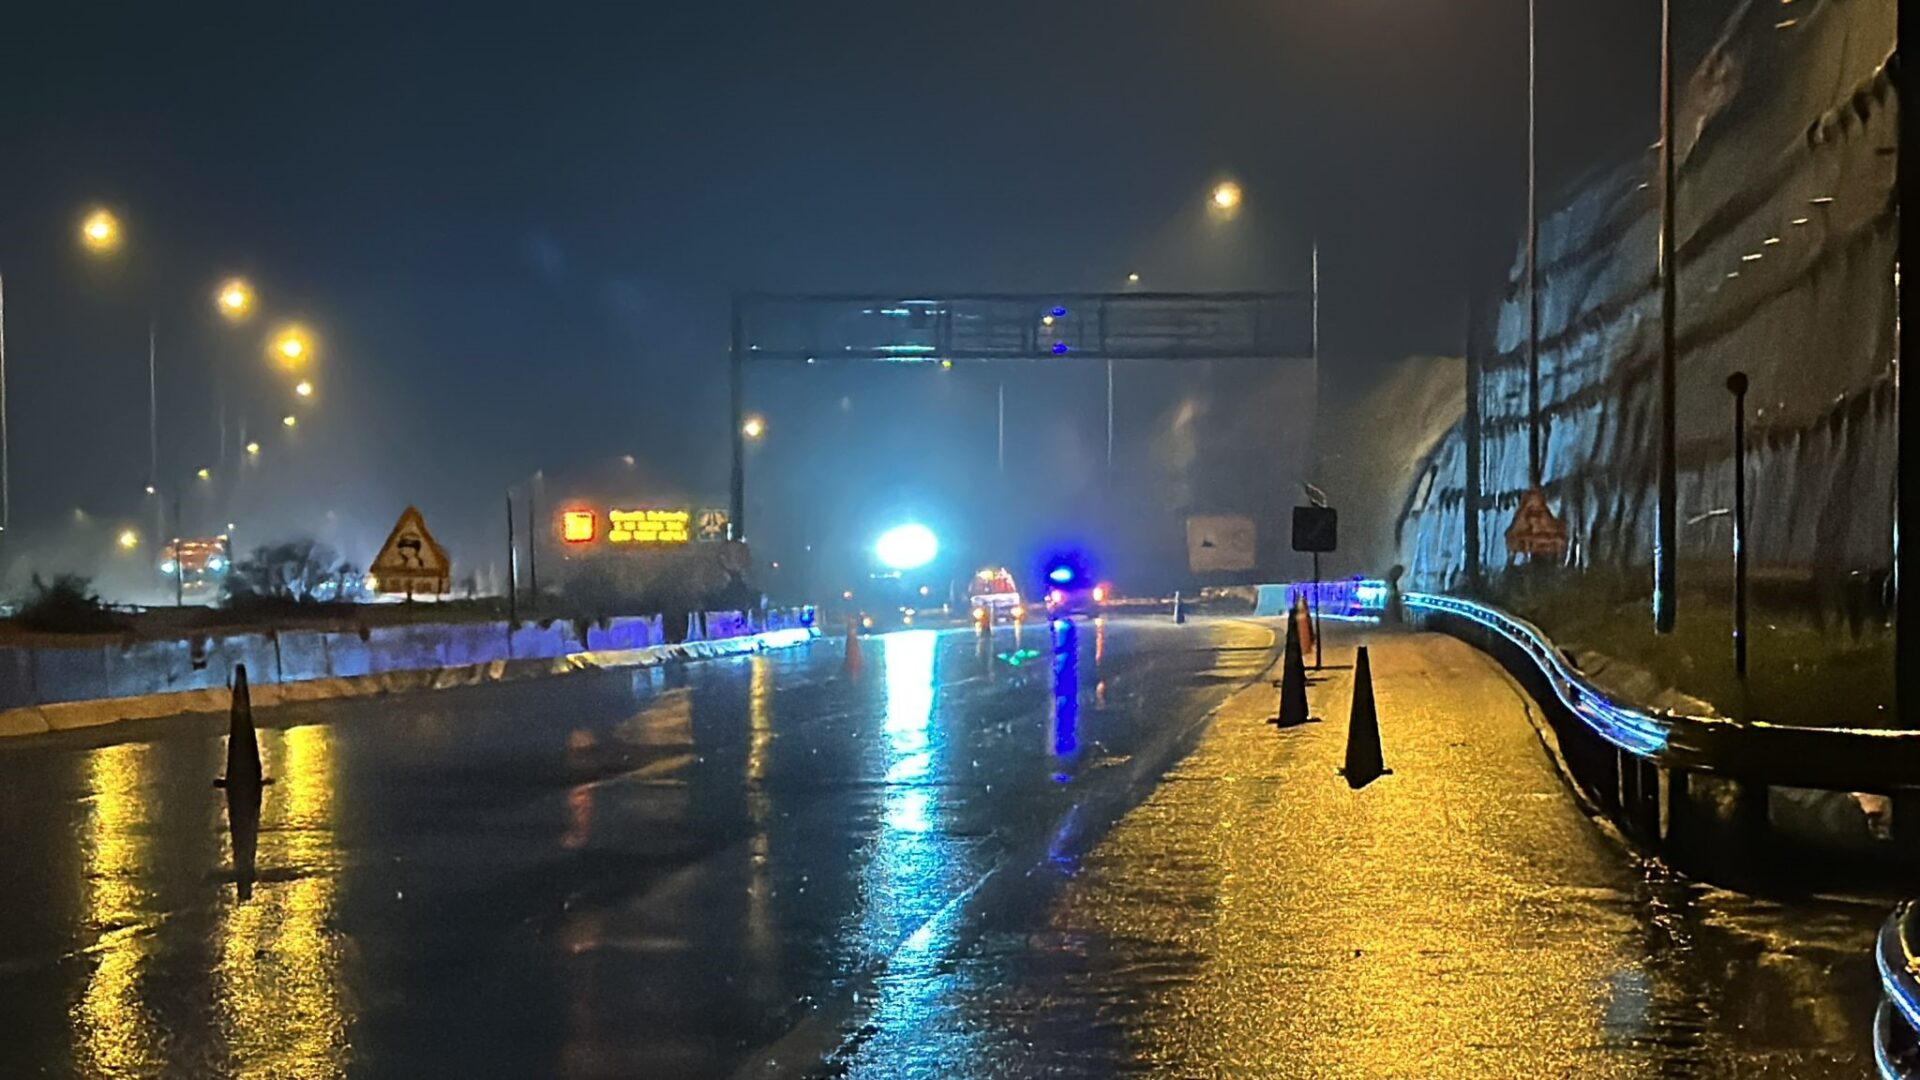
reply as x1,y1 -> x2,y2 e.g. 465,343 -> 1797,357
214,723 -> 347,1073
745,656 -> 778,986
73,742 -> 161,1076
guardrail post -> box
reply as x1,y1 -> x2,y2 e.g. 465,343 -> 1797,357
1891,792 -> 1920,861
1662,767 -> 1697,860
1731,779 -> 1770,856
1631,758 -> 1662,842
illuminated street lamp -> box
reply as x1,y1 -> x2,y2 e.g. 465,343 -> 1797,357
1127,272 -> 1141,284
117,529 -> 139,550
742,414 -> 766,439
281,414 -> 297,428
294,379 -> 313,398
215,278 -> 255,321
245,441 -> 261,456
1210,180 -> 1243,215
269,325 -> 313,367
79,208 -> 122,254
196,467 -> 211,481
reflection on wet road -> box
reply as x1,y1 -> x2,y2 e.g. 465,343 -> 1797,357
0,617 -> 1272,1078
835,627 -> 1887,1078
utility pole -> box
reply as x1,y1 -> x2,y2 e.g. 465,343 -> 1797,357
1654,0 -> 1680,633
1897,0 -> 1914,728
0,273 -> 9,538
1526,0 -> 1542,489
506,491 -> 518,625
729,295 -> 747,540
526,477 -> 539,601
1464,288 -> 1484,593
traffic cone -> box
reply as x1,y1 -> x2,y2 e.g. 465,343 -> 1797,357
1173,590 -> 1186,624
1340,646 -> 1389,788
844,618 -> 864,677
1270,614 -> 1312,727
1292,594 -> 1315,660
215,664 -> 265,791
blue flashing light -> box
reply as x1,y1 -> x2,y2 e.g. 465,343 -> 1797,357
1050,306 -> 1068,318
1047,565 -> 1075,585
1051,341 -> 1070,355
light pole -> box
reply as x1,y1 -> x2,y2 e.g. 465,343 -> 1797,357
1726,372 -> 1749,680
0,272 -> 9,538
1525,0 -> 1541,489
1654,0 -> 1679,633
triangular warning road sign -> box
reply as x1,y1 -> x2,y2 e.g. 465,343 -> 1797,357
371,506 -> 451,595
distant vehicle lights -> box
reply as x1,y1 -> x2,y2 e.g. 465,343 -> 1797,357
874,523 -> 938,571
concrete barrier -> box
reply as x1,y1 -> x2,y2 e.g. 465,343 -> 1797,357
0,613 -> 815,739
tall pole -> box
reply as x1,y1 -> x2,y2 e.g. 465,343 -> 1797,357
148,323 -> 159,498
0,273 -> 9,537
996,380 -> 1006,473
728,296 -> 746,540
1654,0 -> 1679,633
1464,288 -> 1484,592
1896,0 -> 1913,728
173,492 -> 184,608
1526,0 -> 1542,489
1727,372 -> 1749,680
526,475 -> 539,600
1105,358 -> 1114,471
506,491 -> 518,625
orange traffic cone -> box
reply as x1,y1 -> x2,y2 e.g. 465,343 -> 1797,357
1292,594 -> 1315,661
1270,614 -> 1313,727
844,618 -> 864,677
1340,646 -> 1389,788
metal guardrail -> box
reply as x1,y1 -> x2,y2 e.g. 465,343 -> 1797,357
1878,903 -> 1920,1078
1302,583 -> 1920,795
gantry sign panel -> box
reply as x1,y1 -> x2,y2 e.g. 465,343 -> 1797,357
733,292 -> 1313,365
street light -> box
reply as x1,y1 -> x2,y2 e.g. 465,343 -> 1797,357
742,414 -> 765,439
117,529 -> 139,550
79,208 -> 122,254
245,441 -> 260,456
1127,272 -> 1141,284
269,325 -> 313,367
294,379 -> 313,398
215,278 -> 255,322
1210,181 -> 1243,215
196,467 -> 211,481
281,414 -> 297,428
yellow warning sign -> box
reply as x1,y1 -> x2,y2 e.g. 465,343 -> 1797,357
371,505 -> 451,595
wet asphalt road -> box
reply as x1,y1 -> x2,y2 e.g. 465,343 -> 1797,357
830,626 -> 1889,1079
0,618 -> 1890,1078
0,617 -> 1277,1078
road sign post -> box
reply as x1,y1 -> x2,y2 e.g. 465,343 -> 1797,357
1292,505 -> 1337,670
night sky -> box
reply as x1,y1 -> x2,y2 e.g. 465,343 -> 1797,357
0,2 -> 1737,584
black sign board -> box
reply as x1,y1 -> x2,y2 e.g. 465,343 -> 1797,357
1292,506 -> 1338,553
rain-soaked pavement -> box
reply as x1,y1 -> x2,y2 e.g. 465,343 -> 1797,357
0,617 -> 1272,1078
0,617 -> 1888,1078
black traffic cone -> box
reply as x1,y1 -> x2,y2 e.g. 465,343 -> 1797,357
1173,590 -> 1186,624
216,664 -> 265,791
1270,614 -> 1313,727
1340,646 -> 1389,788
